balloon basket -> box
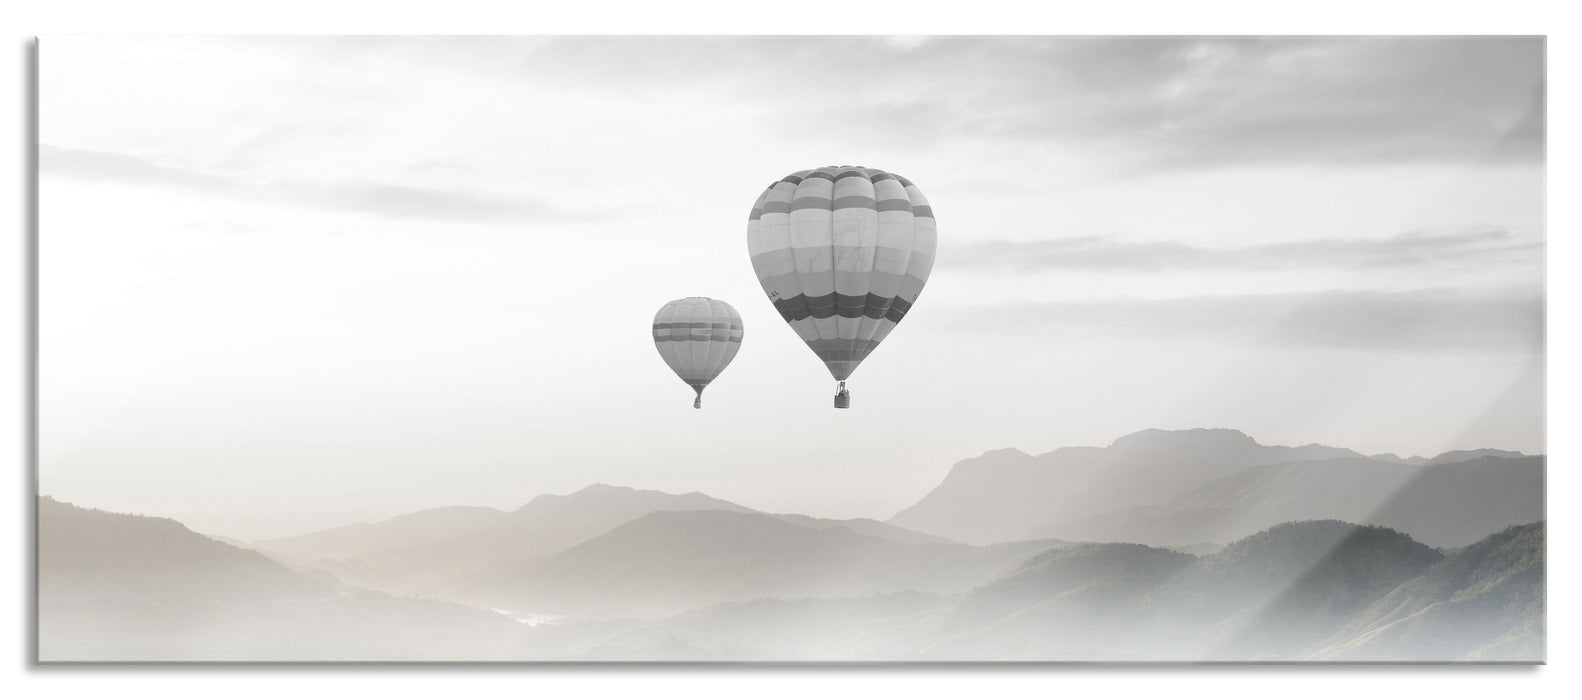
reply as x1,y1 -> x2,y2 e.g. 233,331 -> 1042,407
833,382 -> 850,409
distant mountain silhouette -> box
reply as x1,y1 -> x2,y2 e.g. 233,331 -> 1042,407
255,505 -> 510,562
927,543 -> 1196,659
1364,456 -> 1544,547
254,484 -> 760,597
517,520 -> 1539,662
40,496 -> 328,602
440,508 -> 1067,620
888,428 -> 1363,544
1426,448 -> 1527,465
1045,455 -> 1542,548
1141,520 -> 1446,660
1305,522 -> 1544,661
1369,453 -> 1429,465
252,484 -> 957,601
39,497 -> 534,661
764,513 -> 959,545
37,427 -> 1544,662
918,521 -> 1441,660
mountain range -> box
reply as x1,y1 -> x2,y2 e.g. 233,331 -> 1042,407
38,497 -> 533,661
439,508 -> 1065,620
510,521 -> 1544,662
36,427 -> 1546,662
254,484 -> 962,601
888,428 -> 1365,544
887,428 -> 1540,548
1042,455 -> 1543,549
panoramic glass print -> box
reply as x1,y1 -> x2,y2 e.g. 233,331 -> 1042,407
38,36 -> 1544,662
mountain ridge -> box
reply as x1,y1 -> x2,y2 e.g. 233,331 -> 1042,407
37,487 -> 1542,661
252,483 -> 959,600
889,428 -> 1365,544
437,508 -> 1062,620
544,519 -> 1541,662
888,428 -> 1535,546
38,497 -> 536,661
1038,455 -> 1543,548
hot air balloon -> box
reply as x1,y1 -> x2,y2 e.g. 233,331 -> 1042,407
745,165 -> 936,408
651,297 -> 744,409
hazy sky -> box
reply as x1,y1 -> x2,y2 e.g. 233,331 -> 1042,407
39,36 -> 1545,538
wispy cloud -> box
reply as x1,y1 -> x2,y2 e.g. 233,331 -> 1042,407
928,287 -> 1543,354
234,36 -> 1542,170
1035,37 -> 1546,169
950,229 -> 1542,274
39,144 -> 602,225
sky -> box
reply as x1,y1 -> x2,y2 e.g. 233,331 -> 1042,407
38,36 -> 1545,539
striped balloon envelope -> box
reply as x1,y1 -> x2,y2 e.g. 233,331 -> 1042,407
746,165 -> 937,408
651,297 -> 744,409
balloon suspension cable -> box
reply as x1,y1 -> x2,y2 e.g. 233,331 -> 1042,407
833,381 -> 851,409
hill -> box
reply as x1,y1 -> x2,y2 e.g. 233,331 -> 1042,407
1045,455 -> 1542,548
439,509 -> 1069,620
254,505 -> 509,562
1143,520 -> 1446,660
38,497 -> 532,661
40,496 -> 328,602
525,519 -> 1538,662
1304,521 -> 1544,661
253,483 -> 760,596
256,484 -> 959,599
41,492 -> 1541,661
888,428 -> 1361,544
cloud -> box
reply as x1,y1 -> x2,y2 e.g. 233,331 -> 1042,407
39,144 -> 601,225
402,36 -> 1543,169
927,287 -> 1543,354
1036,37 -> 1546,170
949,229 -> 1543,273
55,37 -> 1542,197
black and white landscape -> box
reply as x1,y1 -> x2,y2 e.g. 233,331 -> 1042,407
39,428 -> 1544,662
38,37 -> 1544,664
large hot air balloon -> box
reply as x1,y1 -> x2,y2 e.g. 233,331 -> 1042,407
651,297 -> 744,409
746,165 -> 936,408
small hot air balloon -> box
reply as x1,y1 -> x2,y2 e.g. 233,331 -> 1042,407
651,297 -> 744,409
745,166 -> 936,408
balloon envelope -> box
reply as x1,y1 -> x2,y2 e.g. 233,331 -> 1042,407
745,165 -> 936,384
651,297 -> 744,408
